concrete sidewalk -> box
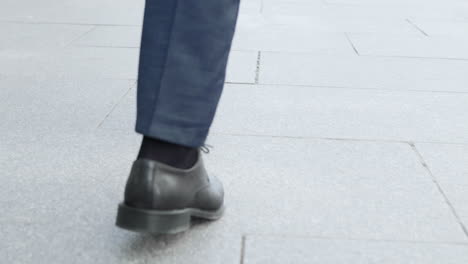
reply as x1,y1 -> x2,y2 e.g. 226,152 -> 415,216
2,0 -> 468,263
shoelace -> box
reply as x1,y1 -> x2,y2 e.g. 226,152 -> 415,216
200,144 -> 213,154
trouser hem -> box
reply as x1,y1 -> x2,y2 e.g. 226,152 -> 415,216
135,122 -> 208,148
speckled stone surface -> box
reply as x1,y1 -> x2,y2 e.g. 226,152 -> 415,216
2,0 -> 468,263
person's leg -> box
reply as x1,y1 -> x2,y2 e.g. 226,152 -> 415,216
136,0 -> 240,148
116,0 -> 240,234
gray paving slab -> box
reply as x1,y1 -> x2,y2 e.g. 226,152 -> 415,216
8,130 -> 462,246
243,235 -> 468,264
320,1 -> 468,21
96,86 -> 136,133
348,34 -> 468,60
237,14 -> 421,35
415,143 -> 468,219
233,29 -> 354,54
262,1 -> 326,17
226,50 -> 258,84
325,0 -> 466,6
0,46 -> 139,79
0,22 -> 93,53
260,52 -> 468,92
239,0 -> 262,14
73,26 -> 142,48
55,46 -> 140,79
464,217 -> 468,230
410,20 -> 468,38
1,134 -> 241,264
212,84 -> 468,143
0,0 -> 144,25
76,128 -> 468,243
202,135 -> 466,241
0,77 -> 133,143
0,55 -> 61,80
262,2 -> 466,20
408,10 -> 468,22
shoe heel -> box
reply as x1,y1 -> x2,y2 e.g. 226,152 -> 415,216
116,203 -> 191,235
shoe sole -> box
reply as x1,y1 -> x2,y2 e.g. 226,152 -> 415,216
115,203 -> 224,235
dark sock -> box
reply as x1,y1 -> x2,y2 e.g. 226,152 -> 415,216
137,136 -> 198,169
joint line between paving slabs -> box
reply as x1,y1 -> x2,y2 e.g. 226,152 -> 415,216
240,235 -> 246,264
255,51 -> 262,84
248,232 -> 468,246
0,19 -> 141,27
344,33 -> 360,56
406,19 -> 429,37
95,82 -> 134,130
409,142 -> 468,238
64,25 -> 98,48
361,54 -> 468,62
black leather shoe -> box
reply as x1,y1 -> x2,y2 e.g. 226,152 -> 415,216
116,153 -> 224,234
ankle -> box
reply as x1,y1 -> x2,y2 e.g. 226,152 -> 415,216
137,137 -> 198,169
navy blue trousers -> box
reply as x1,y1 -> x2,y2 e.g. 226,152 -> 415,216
135,0 -> 240,147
